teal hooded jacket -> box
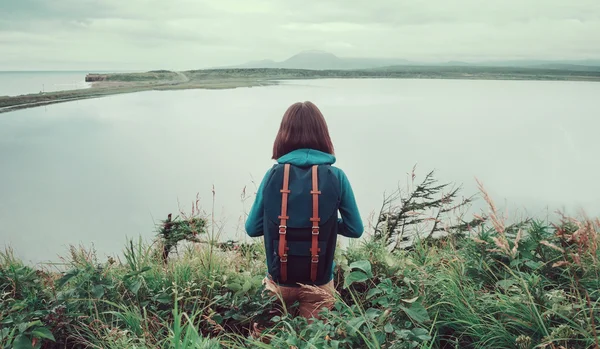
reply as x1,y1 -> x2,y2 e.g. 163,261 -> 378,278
245,149 -> 364,282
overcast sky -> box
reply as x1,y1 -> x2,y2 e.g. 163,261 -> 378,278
1,0 -> 599,71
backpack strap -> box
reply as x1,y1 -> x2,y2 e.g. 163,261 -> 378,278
309,165 -> 321,282
278,164 -> 291,282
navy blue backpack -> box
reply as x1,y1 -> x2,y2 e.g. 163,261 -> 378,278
262,163 -> 341,286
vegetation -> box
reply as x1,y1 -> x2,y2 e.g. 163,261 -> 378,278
2,65 -> 600,114
103,71 -> 180,82
184,66 -> 600,81
2,170 -> 600,348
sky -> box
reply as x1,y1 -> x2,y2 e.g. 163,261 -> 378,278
1,0 -> 599,71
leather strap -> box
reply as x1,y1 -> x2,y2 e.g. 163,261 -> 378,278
278,164 -> 291,282
309,165 -> 321,282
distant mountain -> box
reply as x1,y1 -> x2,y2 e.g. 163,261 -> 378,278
446,61 -> 471,66
239,59 -> 277,68
281,50 -> 345,69
227,50 -> 417,70
223,50 -> 600,71
474,59 -> 600,68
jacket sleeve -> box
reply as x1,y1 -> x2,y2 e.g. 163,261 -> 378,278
244,168 -> 272,237
336,168 -> 364,238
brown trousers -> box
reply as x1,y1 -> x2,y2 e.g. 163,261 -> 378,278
263,277 -> 336,320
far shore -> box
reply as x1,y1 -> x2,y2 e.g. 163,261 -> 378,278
2,66 -> 600,114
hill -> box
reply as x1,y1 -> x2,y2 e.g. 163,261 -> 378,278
227,50 -> 600,71
229,50 -> 414,70
2,174 -> 600,348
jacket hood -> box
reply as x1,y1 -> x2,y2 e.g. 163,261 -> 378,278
276,148 -> 336,167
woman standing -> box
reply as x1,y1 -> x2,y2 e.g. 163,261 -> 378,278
245,101 -> 363,321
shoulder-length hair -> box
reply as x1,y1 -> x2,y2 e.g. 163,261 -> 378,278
272,101 -> 335,159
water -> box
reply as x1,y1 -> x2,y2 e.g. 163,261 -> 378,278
1,78 -> 599,264
0,71 -> 92,96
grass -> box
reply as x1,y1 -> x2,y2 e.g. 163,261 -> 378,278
1,171 -> 600,348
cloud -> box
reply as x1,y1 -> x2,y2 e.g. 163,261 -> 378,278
0,0 -> 599,70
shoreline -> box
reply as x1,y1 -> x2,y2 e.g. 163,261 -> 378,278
2,66 -> 600,113
0,78 -> 276,114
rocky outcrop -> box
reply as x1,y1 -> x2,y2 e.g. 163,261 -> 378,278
85,74 -> 108,82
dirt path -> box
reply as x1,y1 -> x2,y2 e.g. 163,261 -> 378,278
175,71 -> 189,83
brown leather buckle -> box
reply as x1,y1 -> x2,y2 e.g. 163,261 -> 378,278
281,254 -> 288,263
279,225 -> 287,234
312,226 -> 319,235
311,256 -> 319,263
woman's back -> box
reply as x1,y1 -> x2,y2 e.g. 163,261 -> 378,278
245,101 -> 363,323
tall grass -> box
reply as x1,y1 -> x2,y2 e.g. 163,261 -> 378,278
2,175 -> 600,348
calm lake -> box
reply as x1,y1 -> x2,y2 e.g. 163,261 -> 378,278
0,71 -> 92,97
1,78 -> 599,264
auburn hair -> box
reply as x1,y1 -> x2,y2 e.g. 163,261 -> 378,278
272,101 -> 335,159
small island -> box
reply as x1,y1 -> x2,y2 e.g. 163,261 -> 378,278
1,65 -> 600,113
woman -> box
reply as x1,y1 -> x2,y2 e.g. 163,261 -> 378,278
245,101 -> 363,321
